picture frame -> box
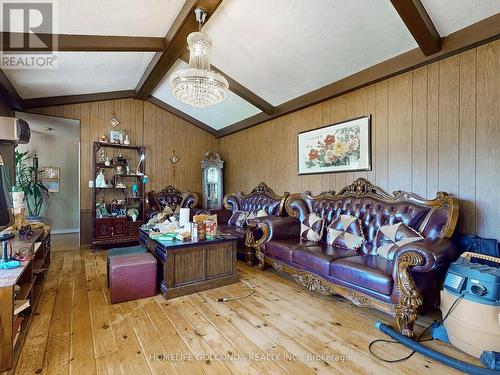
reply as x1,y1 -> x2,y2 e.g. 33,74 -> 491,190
297,115 -> 371,175
42,180 -> 60,193
109,130 -> 124,144
38,167 -> 60,180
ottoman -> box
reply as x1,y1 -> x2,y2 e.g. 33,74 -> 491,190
109,253 -> 157,304
107,245 -> 148,286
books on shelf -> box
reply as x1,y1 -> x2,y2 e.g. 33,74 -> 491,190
14,299 -> 30,315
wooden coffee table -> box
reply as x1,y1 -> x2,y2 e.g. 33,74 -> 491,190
140,229 -> 239,299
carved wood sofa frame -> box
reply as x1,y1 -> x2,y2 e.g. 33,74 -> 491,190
254,178 -> 459,337
146,185 -> 198,217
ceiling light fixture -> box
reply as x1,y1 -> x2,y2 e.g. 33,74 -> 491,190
170,8 -> 229,108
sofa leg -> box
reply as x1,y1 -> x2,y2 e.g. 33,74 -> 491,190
395,252 -> 424,338
245,251 -> 255,267
255,248 -> 268,270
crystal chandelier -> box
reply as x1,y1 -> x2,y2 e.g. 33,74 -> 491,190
170,8 -> 229,108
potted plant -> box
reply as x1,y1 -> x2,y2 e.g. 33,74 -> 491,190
13,150 -> 49,221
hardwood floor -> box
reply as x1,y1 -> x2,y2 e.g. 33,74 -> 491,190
12,248 -> 478,375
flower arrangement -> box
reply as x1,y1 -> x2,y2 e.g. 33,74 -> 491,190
305,126 -> 361,169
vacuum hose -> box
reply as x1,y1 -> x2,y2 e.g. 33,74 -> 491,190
375,321 -> 498,375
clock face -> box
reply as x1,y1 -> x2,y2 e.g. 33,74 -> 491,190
207,167 -> 218,183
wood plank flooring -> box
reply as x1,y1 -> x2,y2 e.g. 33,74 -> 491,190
13,249 -> 479,375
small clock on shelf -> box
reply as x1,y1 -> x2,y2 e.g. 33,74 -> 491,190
201,152 -> 224,210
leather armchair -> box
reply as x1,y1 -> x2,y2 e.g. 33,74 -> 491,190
146,185 -> 198,219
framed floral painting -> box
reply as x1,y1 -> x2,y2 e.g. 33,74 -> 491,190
297,115 -> 371,175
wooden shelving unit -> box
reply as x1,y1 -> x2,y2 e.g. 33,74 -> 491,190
0,229 -> 51,373
91,141 -> 146,250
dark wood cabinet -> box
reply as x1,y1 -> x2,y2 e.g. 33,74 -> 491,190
91,142 -> 146,249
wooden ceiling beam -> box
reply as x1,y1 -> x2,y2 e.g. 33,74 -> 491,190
390,0 -> 441,56
0,33 -> 164,52
22,90 -> 136,109
179,50 -> 275,114
217,13 -> 500,137
135,0 -> 224,100
0,69 -> 23,111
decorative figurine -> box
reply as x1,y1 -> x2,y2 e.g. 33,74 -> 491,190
99,134 -> 108,142
131,183 -> 139,198
95,170 -> 107,188
104,155 -> 111,167
123,134 -> 130,145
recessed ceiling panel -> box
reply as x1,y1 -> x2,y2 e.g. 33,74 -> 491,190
4,52 -> 154,98
204,0 -> 418,106
56,0 -> 186,37
153,60 -> 261,130
421,0 -> 500,36
1,0 -> 186,37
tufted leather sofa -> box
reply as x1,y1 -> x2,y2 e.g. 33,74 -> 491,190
254,178 -> 459,337
219,182 -> 289,266
146,185 -> 198,218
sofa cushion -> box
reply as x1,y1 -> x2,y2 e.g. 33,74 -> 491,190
326,214 -> 365,250
300,213 -> 324,242
375,223 -> 423,260
265,240 -> 296,262
292,245 -> 359,275
329,255 -> 394,295
218,224 -> 247,239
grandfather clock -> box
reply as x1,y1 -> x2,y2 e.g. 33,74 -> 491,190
201,152 -> 224,209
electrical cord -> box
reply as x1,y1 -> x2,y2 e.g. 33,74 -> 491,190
216,279 -> 255,303
368,294 -> 465,363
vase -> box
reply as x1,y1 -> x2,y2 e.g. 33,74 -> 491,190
131,214 -> 137,222
123,134 -> 130,145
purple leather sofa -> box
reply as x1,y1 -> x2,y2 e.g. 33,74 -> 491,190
254,178 -> 459,337
146,185 -> 198,218
219,182 -> 289,266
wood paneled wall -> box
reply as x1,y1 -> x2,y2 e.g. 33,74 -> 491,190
30,99 -> 218,244
219,40 -> 500,241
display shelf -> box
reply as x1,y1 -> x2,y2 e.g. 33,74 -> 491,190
0,230 -> 51,373
92,141 -> 146,250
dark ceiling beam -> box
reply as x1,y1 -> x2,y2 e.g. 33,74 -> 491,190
135,0 -> 224,100
147,96 -> 217,136
217,13 -> 500,137
0,69 -> 23,111
22,90 -> 136,109
390,0 -> 441,56
179,50 -> 275,114
0,33 -> 165,52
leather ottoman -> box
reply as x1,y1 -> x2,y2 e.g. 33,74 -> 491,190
109,253 -> 157,304
106,245 -> 148,287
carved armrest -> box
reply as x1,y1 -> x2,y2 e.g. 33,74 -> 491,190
389,238 -> 458,338
181,192 -> 199,209
252,216 -> 301,248
393,238 -> 459,274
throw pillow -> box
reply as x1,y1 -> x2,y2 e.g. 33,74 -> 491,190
256,209 -> 268,218
300,213 -> 325,242
228,210 -> 248,227
375,223 -> 423,260
326,214 -> 365,250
